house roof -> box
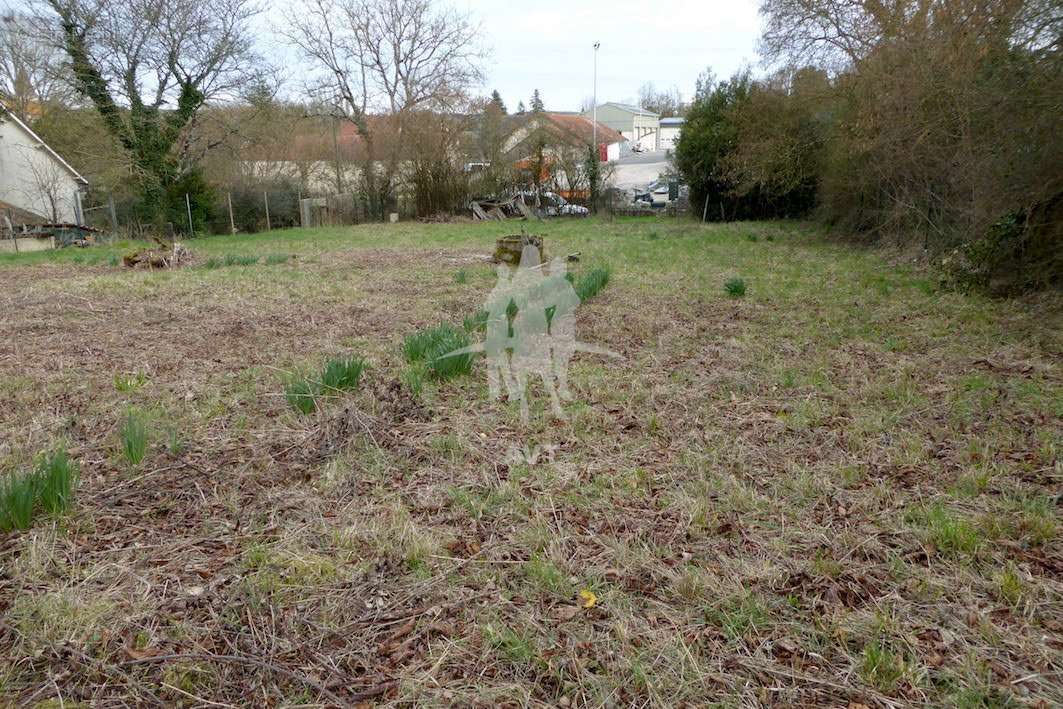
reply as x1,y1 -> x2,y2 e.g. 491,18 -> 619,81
599,102 -> 659,118
0,102 -> 88,185
543,113 -> 625,146
660,117 -> 685,126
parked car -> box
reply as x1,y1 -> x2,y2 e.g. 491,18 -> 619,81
633,179 -> 686,208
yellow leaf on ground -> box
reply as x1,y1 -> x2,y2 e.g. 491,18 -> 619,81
579,589 -> 597,608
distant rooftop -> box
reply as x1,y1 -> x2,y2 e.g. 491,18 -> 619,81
589,102 -> 660,118
660,117 -> 685,125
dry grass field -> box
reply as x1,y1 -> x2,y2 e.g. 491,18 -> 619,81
0,218 -> 1060,707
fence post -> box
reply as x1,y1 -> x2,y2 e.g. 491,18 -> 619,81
227,192 -> 236,234
264,191 -> 272,231
185,193 -> 194,237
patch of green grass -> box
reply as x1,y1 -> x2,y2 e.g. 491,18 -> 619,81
724,277 -> 747,298
909,503 -> 982,556
223,253 -> 259,267
404,323 -> 473,380
703,593 -> 771,642
319,356 -> 366,394
482,622 -> 537,666
264,253 -> 290,265
0,447 -> 79,532
859,640 -> 907,693
35,448 -> 78,515
523,554 -> 570,597
400,367 -> 424,398
575,266 -> 610,301
454,269 -> 467,284
994,564 -> 1025,606
462,310 -> 488,333
285,376 -> 318,415
113,371 -> 148,392
284,355 -> 367,414
120,408 -> 148,466
0,471 -> 38,532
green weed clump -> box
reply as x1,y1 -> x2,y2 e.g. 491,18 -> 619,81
0,473 -> 37,532
264,253 -> 290,265
725,277 -> 747,297
285,355 -> 367,414
285,377 -> 318,415
463,310 -> 489,333
455,269 -> 468,284
113,371 -> 148,392
0,447 -> 79,533
120,408 -> 148,466
223,253 -> 259,267
575,267 -> 610,301
319,356 -> 366,394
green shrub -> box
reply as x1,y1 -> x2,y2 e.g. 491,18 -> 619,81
725,277 -> 747,297
121,409 -> 148,466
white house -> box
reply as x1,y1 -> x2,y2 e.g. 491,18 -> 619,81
0,104 -> 87,224
583,103 -> 660,152
658,116 -> 685,151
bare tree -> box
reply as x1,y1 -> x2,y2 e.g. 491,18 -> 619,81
637,82 -> 681,117
37,0 -> 263,221
0,9 -> 71,122
15,144 -> 70,221
284,0 -> 484,219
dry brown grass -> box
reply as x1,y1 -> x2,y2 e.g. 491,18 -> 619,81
0,219 -> 1059,707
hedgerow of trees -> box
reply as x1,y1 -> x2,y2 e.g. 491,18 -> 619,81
676,0 -> 1062,292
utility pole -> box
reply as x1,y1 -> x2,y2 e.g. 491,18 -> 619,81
592,42 -> 600,161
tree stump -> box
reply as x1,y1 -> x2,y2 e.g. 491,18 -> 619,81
494,234 -> 544,266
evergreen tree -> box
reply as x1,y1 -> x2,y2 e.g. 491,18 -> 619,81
530,89 -> 545,113
489,90 -> 507,114
516,100 -> 526,115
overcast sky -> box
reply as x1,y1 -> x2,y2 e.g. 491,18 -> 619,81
458,0 -> 764,111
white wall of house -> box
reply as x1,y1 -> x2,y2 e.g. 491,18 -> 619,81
0,110 -> 85,223
658,119 -> 684,151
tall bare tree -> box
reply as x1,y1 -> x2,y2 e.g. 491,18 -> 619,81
285,0 -> 484,219
37,0 -> 262,221
0,9 -> 70,122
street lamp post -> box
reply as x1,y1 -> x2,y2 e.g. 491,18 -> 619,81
592,42 -> 600,161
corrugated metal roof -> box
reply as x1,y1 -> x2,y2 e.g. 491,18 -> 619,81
601,102 -> 659,118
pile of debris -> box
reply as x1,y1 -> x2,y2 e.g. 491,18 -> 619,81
470,197 -> 538,222
122,239 -> 193,269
